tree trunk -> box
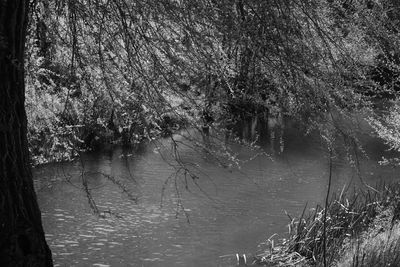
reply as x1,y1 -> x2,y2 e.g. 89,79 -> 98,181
0,1 -> 53,266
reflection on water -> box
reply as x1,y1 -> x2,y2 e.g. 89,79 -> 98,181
34,118 -> 399,266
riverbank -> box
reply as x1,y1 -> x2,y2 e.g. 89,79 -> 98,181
254,183 -> 400,266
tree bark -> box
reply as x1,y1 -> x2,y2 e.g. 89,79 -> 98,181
0,1 -> 53,266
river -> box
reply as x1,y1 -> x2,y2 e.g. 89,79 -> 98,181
34,117 -> 399,266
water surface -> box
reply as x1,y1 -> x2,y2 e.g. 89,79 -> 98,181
34,119 -> 399,266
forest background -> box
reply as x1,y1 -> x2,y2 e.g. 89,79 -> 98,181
25,0 -> 400,166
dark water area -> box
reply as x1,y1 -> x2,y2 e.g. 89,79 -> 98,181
34,115 -> 400,266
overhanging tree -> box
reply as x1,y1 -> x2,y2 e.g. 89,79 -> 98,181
0,1 -> 53,266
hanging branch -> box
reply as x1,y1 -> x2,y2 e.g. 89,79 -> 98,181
323,147 -> 333,267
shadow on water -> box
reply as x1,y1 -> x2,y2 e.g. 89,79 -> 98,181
34,113 -> 400,266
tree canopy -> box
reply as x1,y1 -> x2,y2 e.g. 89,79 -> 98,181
26,0 -> 399,164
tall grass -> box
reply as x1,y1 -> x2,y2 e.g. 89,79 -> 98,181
256,183 -> 400,266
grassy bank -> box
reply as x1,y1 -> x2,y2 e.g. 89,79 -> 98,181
254,183 -> 400,266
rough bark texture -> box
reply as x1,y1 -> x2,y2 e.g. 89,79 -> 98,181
0,1 -> 53,266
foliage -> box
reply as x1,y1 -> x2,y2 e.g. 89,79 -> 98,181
25,37 -> 82,164
23,0 -> 400,165
368,102 -> 400,168
369,103 -> 400,151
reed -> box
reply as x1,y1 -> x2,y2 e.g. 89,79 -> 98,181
256,182 -> 400,266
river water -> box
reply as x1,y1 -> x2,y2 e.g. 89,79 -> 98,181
34,118 -> 399,266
